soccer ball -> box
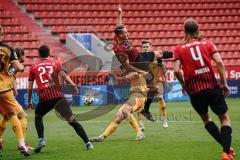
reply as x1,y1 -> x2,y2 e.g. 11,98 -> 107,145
82,94 -> 95,106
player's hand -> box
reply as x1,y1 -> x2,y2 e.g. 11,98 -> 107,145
125,72 -> 139,80
118,4 -> 122,14
27,102 -> 32,110
181,83 -> 187,95
221,83 -> 230,97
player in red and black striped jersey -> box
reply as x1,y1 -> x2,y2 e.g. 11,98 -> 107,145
27,45 -> 93,153
174,18 -> 235,160
113,6 -> 173,121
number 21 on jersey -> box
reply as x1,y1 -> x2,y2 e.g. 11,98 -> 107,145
190,46 -> 205,66
38,66 -> 53,84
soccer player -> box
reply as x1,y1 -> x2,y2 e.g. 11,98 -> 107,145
0,47 -> 31,150
113,6 -> 173,121
0,26 -> 30,156
90,69 -> 148,142
173,18 -> 235,160
138,40 -> 169,129
27,45 -> 93,153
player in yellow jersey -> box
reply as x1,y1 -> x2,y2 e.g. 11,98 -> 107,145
139,40 -> 170,129
90,68 -> 148,142
0,25 -> 30,156
0,47 -> 31,150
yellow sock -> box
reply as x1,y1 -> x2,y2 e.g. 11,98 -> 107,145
9,115 -> 24,141
159,98 -> 167,119
129,114 -> 141,134
137,112 -> 144,127
101,122 -> 119,138
19,118 -> 27,140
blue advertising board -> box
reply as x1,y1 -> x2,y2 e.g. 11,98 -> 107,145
79,85 -> 108,106
16,89 -> 39,109
107,85 -> 130,104
15,80 -> 240,108
228,80 -> 240,98
164,82 -> 189,102
72,34 -> 91,51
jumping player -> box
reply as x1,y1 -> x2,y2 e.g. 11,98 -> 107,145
113,6 -> 173,121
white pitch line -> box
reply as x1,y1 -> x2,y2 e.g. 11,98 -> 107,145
82,120 -> 240,123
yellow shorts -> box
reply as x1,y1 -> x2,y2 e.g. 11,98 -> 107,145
0,90 -> 19,115
118,92 -> 146,113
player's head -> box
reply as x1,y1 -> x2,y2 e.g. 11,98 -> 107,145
141,39 -> 152,52
114,25 -> 128,40
39,45 -> 50,58
15,47 -> 25,63
183,18 -> 204,42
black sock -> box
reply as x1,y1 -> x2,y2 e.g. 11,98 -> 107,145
143,98 -> 153,112
35,116 -> 44,139
205,121 -> 222,146
221,126 -> 232,154
69,120 -> 89,143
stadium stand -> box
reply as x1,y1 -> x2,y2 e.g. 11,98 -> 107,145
0,0 -> 73,71
16,0 -> 240,67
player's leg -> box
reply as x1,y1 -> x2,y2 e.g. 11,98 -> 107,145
54,98 -> 93,150
190,92 -> 223,145
34,100 -> 55,153
0,116 -> 8,149
129,94 -> 146,140
158,95 -> 168,128
137,112 -> 144,131
141,91 -> 155,122
208,88 -> 234,159
0,91 -> 30,156
17,106 -> 27,140
17,106 -> 32,150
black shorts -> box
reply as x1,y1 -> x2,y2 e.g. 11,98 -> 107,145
189,87 -> 228,115
35,98 -> 73,119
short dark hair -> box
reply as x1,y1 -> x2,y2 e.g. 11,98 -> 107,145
114,25 -> 125,35
15,47 -> 25,58
184,18 -> 199,34
142,39 -> 152,45
39,45 -> 50,58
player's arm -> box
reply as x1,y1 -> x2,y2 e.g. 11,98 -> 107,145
9,49 -> 24,73
212,52 -> 230,96
116,4 -> 123,26
59,70 -> 79,95
13,78 -> 18,96
152,50 -> 174,60
174,60 -> 186,94
27,80 -> 34,110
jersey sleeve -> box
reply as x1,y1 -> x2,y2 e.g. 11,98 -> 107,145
173,46 -> 181,61
207,40 -> 218,57
115,52 -> 129,64
10,48 -> 18,62
55,61 -> 63,72
28,66 -> 35,81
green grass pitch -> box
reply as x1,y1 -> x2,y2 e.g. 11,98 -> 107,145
1,98 -> 239,160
